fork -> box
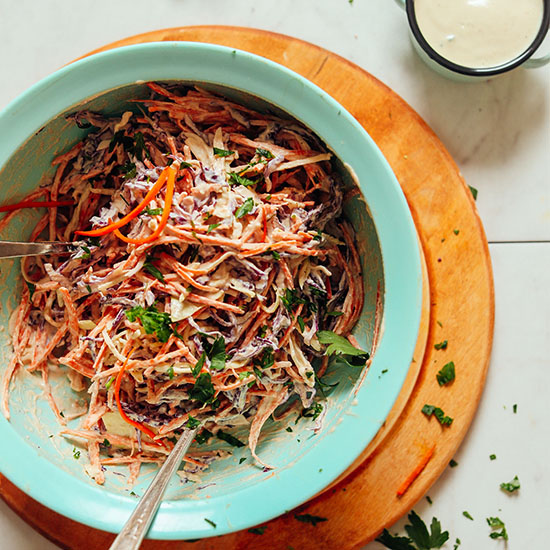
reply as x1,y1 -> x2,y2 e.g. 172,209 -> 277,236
0,241 -> 77,259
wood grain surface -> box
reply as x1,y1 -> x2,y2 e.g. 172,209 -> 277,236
0,26 -> 494,550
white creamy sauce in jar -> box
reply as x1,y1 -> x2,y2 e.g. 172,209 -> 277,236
414,0 -> 544,68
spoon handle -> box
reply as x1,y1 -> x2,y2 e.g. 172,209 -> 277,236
108,429 -> 197,550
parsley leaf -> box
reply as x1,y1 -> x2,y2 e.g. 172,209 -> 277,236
195,428 -> 212,445
490,454 -> 496,460
105,376 -> 114,390
376,529 -> 416,550
72,448 -> 81,460
248,526 -> 267,535
317,330 -> 369,368
301,402 -> 323,421
126,305 -> 173,342
294,514 -> 328,527
468,185 -> 478,200
202,336 -> 226,371
421,404 -> 453,426
500,475 -> 520,493
213,147 -> 235,157
326,310 -> 344,317
167,365 -> 174,380
235,197 -> 254,218
204,518 -> 216,528
207,222 -> 220,233
271,250 -> 281,260
192,352 -> 206,377
185,416 -> 201,429
25,281 -> 36,298
463,511 -> 474,521
404,511 -> 449,550
143,256 -> 165,283
256,148 -> 274,159
189,373 -> 217,406
132,132 -> 149,161
297,315 -> 305,332
254,347 -> 274,370
122,161 -> 137,180
229,172 -> 257,187
436,361 -> 455,386
217,430 -> 245,447
434,340 -> 448,350
487,517 -> 508,540
144,207 -> 163,216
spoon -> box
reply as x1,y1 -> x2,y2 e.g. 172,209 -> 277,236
0,240 -> 76,259
108,428 -> 198,550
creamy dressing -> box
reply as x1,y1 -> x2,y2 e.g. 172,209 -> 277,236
414,0 -> 544,68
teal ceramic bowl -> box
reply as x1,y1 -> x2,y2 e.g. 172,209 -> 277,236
0,42 -> 422,539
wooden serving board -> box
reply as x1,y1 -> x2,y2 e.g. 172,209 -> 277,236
0,26 -> 494,550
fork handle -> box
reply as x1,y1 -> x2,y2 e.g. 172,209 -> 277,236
0,241 -> 74,259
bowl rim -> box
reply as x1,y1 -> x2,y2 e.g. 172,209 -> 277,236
0,41 -> 423,539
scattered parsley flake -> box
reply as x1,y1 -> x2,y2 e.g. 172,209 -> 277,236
301,402 -> 323,421
248,526 -> 267,535
376,511 -> 449,549
143,256 -> 165,283
192,352 -> 206,377
86,284 -> 92,294
239,457 -> 247,464
207,222 -> 221,233
195,428 -> 213,445
144,207 -> 163,216
421,404 -> 453,426
294,514 -> 328,527
449,459 -> 458,468
105,376 -> 114,390
229,172 -> 257,187
453,229 -> 460,235
326,310 -> 344,317
453,538 -> 461,550
189,372 -> 217,406
235,197 -> 254,218
500,475 -> 520,493
426,496 -> 433,505
185,416 -> 201,429
436,361 -> 455,386
437,320 -> 443,328
490,454 -> 496,460
217,430 -> 245,447
26,281 -> 36,298
204,518 -> 216,528
487,517 -> 508,540
126,305 -> 174,342
72,448 -> 81,460
102,438 -> 111,447
513,403 -> 517,413
256,148 -> 274,159
271,250 -> 281,260
286,426 -> 293,432
468,185 -> 478,200
463,511 -> 474,521
213,147 -> 234,157
297,315 -> 305,332
434,340 -> 448,350
167,365 -> 174,380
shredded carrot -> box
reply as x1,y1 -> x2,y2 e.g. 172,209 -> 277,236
74,167 -> 170,237
0,199 -> 74,213
114,346 -> 163,447
113,166 -> 175,244
396,445 -> 435,497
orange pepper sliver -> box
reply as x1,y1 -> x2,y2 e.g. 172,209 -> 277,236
74,167 -> 170,237
114,165 -> 175,245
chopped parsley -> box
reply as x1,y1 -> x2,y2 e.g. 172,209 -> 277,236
235,197 -> 254,218
449,459 -> 458,468
281,288 -> 308,312
513,403 -> 517,413
453,538 -> 461,550
487,517 -> 508,540
256,148 -> 274,159
453,229 -> 460,235
301,402 -> 323,421
317,330 -> 369,368
426,496 -> 433,505
126,305 -> 174,342
167,365 -> 174,380
326,310 -> 344,317
286,427 -> 293,433
144,207 -> 163,216
207,222 -> 220,233
490,454 -> 496,460
72,448 -> 81,460
229,172 -> 257,187
239,457 -> 246,464
132,132 -> 150,161
434,340 -> 448,350
105,376 -> 114,390
25,281 -> 36,298
421,404 -> 453,426
143,256 -> 165,283
271,250 -> 281,260
297,315 -> 305,332
213,147 -> 235,157
122,161 -> 137,180
500,475 -> 520,493
86,284 -> 92,294
189,373 -> 217,407
217,430 -> 245,447
462,511 -> 474,521
102,438 -> 111,447
192,352 -> 206,377
202,336 -> 227,371
204,518 -> 216,528
376,511 -> 449,549
248,526 -> 267,535
254,347 -> 274,370
294,514 -> 328,527
194,428 -> 213,445
80,245 -> 91,259
436,361 -> 455,386
185,416 -> 201,429
468,185 -> 478,200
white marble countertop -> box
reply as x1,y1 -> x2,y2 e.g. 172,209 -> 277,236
0,0 -> 548,548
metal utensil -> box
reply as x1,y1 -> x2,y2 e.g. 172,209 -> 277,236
108,428 -> 198,550
0,240 -> 77,259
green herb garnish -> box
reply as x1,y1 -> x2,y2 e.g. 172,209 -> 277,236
500,475 -> 520,493
235,197 -> 254,218
126,305 -> 173,342
207,223 -> 221,234
192,352 -> 206,377
449,459 -> 458,468
326,310 -> 344,317
271,250 -> 281,260
72,448 -> 81,460
204,518 -> 216,528
490,454 -> 496,460
213,147 -> 234,157
301,402 -> 323,421
167,365 -> 174,380
86,284 -> 92,294
421,404 -> 453,426
229,172 -> 257,187
487,517 -> 508,540
26,281 -> 36,298
80,245 -> 91,259
462,511 -> 474,521
189,372 -> 217,406
143,256 -> 165,283
436,361 -> 455,386
185,416 -> 201,429
122,161 -> 137,180
256,148 -> 274,159
294,514 -> 328,527
513,403 -> 517,413
297,315 -> 305,332
468,185 -> 478,200
144,207 -> 163,216
248,526 -> 267,535
434,340 -> 448,350
195,428 -> 213,445
217,430 -> 245,447
105,376 -> 114,390
317,330 -> 369,368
